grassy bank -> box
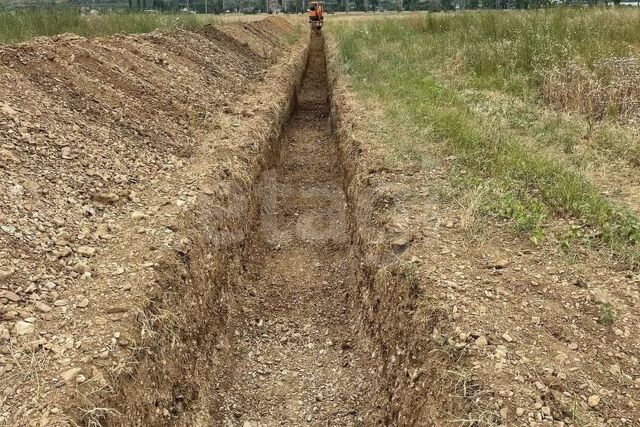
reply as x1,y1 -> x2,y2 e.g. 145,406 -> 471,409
0,9 -> 222,44
330,9 -> 640,263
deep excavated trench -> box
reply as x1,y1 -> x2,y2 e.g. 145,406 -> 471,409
214,33 -> 374,426
99,28 -> 444,427
1,18 -> 454,426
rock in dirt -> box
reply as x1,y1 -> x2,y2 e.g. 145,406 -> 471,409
0,268 -> 15,282
490,259 -> 510,269
93,192 -> 120,204
588,394 -> 601,408
0,290 -> 21,302
77,246 -> 96,257
391,232 -> 414,251
57,367 -> 82,386
91,366 -> 107,387
0,148 -> 18,163
475,335 -> 488,346
131,211 -> 148,220
35,301 -> 52,313
0,102 -> 17,116
73,263 -> 90,274
13,320 -> 35,336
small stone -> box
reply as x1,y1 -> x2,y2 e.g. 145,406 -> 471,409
588,394 -> 600,408
13,320 -> 35,336
499,407 -> 509,418
390,232 -> 414,250
0,102 -> 17,116
91,366 -> 107,386
475,336 -> 488,346
0,290 -> 21,302
77,246 -> 96,257
495,345 -> 508,359
0,148 -> 18,163
61,147 -> 73,159
131,211 -> 147,220
59,247 -> 73,258
0,268 -> 15,282
35,301 -> 52,313
93,192 -> 119,204
568,343 -> 578,350
73,263 -> 90,274
95,224 -> 111,239
75,374 -> 86,384
609,364 -> 621,376
502,333 -> 513,342
58,367 -> 82,385
491,259 -> 510,269
77,298 -> 89,308
516,407 -> 525,417
53,299 -> 68,307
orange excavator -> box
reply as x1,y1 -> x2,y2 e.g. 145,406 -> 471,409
308,1 -> 324,31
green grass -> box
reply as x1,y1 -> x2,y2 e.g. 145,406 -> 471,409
407,9 -> 640,93
330,10 -> 640,263
599,302 -> 615,326
0,9 -> 210,44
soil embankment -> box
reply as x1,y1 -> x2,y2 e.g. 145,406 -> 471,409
0,17 -> 309,426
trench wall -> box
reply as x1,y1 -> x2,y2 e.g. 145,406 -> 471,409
324,36 -> 466,426
94,27 -> 310,427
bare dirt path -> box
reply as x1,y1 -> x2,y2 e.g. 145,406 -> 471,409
215,35 -> 373,426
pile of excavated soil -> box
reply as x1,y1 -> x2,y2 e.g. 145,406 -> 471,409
0,16 -> 308,426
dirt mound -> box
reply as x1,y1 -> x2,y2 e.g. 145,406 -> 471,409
0,16 -> 307,426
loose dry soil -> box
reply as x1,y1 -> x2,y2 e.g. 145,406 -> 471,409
2,13 -> 640,427
214,34 -> 374,426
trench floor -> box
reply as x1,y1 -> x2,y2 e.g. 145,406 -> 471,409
216,35 -> 373,426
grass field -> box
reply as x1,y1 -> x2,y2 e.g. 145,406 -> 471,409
330,8 -> 640,263
0,9 -> 258,44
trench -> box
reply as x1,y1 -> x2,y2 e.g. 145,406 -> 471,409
213,34 -> 374,426
90,27 -> 444,427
